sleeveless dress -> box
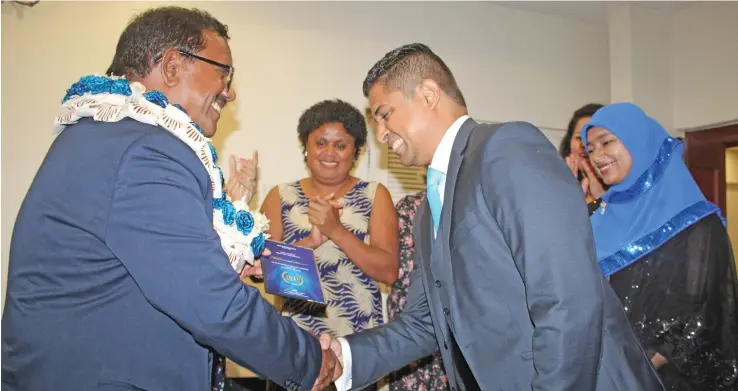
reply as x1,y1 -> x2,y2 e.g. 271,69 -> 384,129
278,180 -> 384,338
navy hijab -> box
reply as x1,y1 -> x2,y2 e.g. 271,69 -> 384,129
580,103 -> 724,277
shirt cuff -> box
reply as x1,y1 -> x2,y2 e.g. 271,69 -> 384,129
334,337 -> 353,391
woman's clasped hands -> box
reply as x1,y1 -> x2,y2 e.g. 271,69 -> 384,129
307,193 -> 344,248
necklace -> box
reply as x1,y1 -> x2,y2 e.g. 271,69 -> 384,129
54,74 -> 268,273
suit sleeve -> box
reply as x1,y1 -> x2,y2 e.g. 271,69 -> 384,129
105,133 -> 321,391
481,122 -> 605,391
344,266 -> 438,389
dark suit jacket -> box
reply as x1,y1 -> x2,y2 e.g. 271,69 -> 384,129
2,118 -> 321,391
345,120 -> 664,390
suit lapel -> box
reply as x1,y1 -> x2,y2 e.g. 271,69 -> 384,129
438,118 -> 476,246
428,118 -> 476,308
412,200 -> 433,267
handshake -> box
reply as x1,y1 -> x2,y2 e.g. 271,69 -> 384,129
312,334 -> 344,391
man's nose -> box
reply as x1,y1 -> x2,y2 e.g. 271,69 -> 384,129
375,122 -> 389,144
223,85 -> 236,102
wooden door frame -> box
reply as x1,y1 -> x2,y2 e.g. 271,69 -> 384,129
684,123 -> 738,215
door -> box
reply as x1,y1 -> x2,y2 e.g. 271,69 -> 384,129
684,124 -> 738,218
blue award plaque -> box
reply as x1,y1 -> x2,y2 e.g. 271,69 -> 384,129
261,240 -> 325,304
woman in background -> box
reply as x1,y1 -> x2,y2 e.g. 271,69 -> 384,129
559,103 -> 607,214
582,102 -> 738,390
387,190 -> 449,391
260,99 -> 398,390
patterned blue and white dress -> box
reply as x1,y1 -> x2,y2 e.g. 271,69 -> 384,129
278,180 -> 384,338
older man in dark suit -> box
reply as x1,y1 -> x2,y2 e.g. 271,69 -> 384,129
1,7 -> 339,391
322,43 -> 664,391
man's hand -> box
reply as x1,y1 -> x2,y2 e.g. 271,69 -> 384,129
319,333 -> 343,364
239,260 -> 262,279
312,338 -> 342,391
239,248 -> 270,279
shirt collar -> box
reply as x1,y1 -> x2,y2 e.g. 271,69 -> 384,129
429,115 -> 470,175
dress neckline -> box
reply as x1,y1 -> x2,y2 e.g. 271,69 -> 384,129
296,178 -> 363,201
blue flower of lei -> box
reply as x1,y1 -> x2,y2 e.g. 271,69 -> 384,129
250,233 -> 266,257
62,75 -> 132,103
144,91 -> 169,108
213,193 -> 228,208
213,194 -> 264,257
110,78 -> 132,96
220,202 -> 236,225
235,211 -> 255,236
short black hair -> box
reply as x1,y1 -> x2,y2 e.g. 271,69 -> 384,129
559,103 -> 604,157
362,43 -> 466,107
297,99 -> 367,160
106,7 -> 229,78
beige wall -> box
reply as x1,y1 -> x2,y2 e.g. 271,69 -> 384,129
1,2 -> 612,309
606,2 -> 738,135
672,3 -> 738,130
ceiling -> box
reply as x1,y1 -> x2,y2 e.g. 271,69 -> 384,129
495,1 -> 688,24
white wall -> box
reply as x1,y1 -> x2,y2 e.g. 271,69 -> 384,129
606,2 -> 738,134
1,2 -> 610,308
630,6 -> 674,131
671,2 -> 738,130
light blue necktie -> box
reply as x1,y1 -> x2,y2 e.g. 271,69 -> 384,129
426,167 -> 446,232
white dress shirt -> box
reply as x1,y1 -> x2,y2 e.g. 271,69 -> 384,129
334,115 -> 470,391
429,115 -> 469,206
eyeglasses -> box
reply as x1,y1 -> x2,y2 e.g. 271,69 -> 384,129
155,49 -> 234,90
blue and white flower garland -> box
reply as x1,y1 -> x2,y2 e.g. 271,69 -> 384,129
54,75 -> 268,273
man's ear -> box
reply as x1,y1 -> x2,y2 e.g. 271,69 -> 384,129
417,79 -> 441,110
159,49 -> 183,88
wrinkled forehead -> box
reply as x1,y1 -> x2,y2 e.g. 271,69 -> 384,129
368,84 -> 406,115
368,83 -> 389,107
200,30 -> 233,64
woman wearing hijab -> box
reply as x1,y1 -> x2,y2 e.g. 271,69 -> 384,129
581,103 -> 738,390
